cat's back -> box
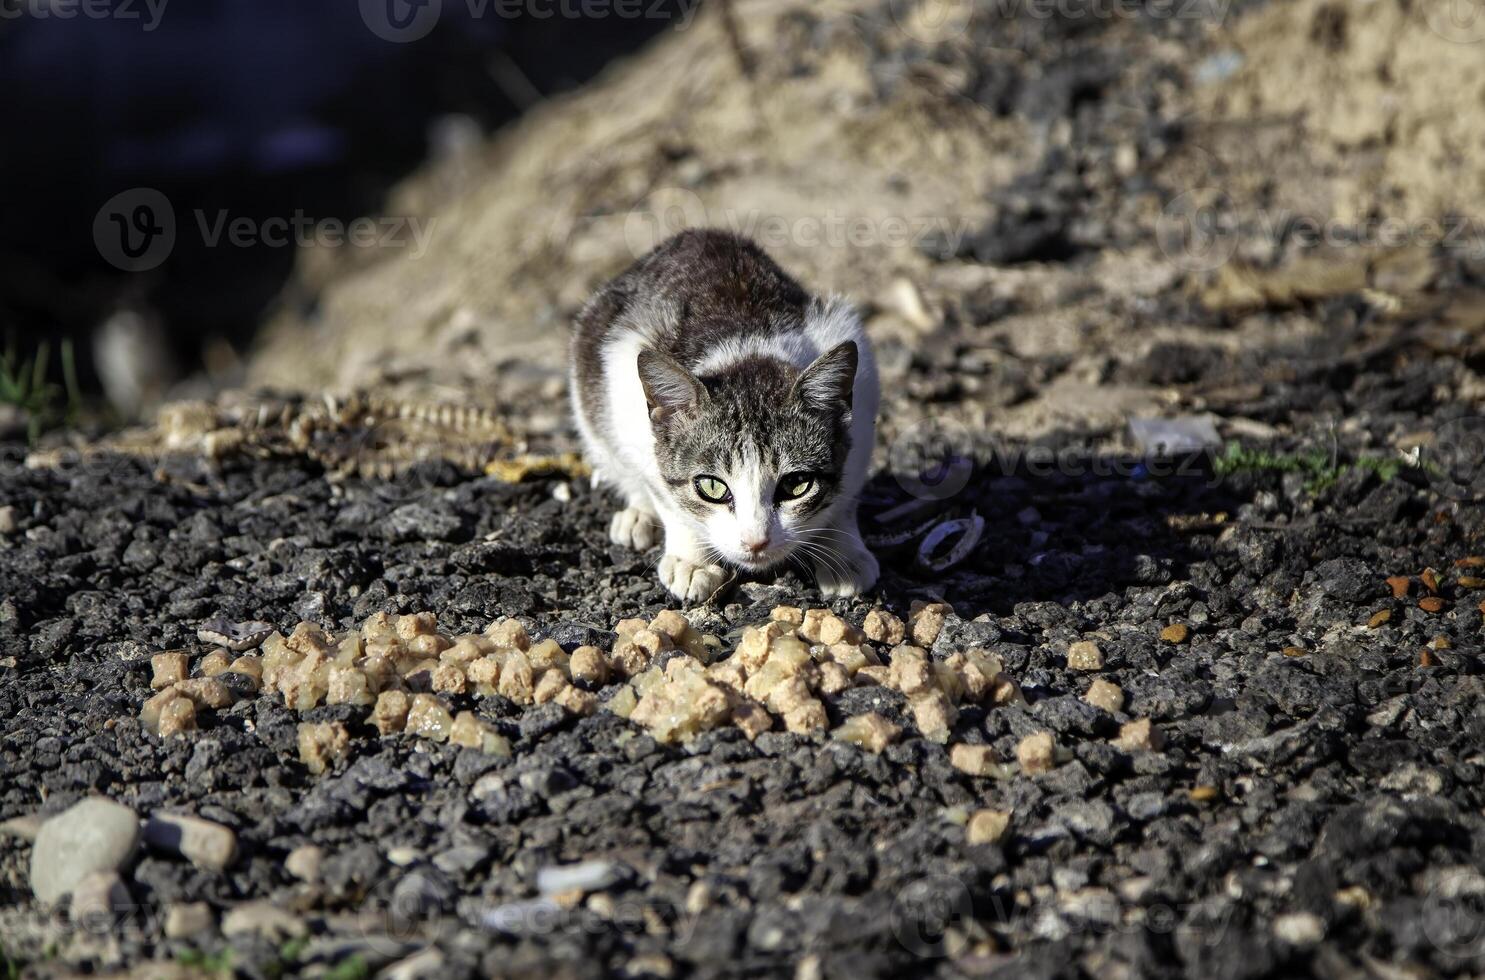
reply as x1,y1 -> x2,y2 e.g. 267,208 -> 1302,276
573,230 -> 810,376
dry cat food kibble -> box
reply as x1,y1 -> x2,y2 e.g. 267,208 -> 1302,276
137,604 -> 1022,773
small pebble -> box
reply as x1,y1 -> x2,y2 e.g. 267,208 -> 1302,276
1273,911 -> 1325,946
144,813 -> 237,871
164,902 -> 215,939
0,505 -> 16,535
285,845 -> 324,882
966,808 -> 1012,846
221,900 -> 307,941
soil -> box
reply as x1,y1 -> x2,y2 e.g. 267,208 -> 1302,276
5,0 -> 1485,977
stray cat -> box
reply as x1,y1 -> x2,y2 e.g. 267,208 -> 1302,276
571,229 -> 880,603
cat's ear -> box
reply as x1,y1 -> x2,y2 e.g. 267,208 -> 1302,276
791,341 -> 857,412
637,347 -> 705,422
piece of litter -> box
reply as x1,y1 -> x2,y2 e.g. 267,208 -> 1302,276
1129,417 -> 1221,456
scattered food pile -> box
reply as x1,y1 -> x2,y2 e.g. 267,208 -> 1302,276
137,605 -> 1173,794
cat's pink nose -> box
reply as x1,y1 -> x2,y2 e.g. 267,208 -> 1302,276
742,538 -> 769,555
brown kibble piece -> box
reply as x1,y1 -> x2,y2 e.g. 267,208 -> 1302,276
484,618 -> 530,651
1458,577 -> 1485,589
832,712 -> 900,753
326,666 -> 373,706
1420,648 -> 1437,668
287,622 -> 334,657
783,699 -> 828,734
966,809 -> 1011,846
888,645 -> 932,695
151,652 -> 189,690
1282,646 -> 1306,658
910,690 -> 955,743
1456,556 -> 1485,568
1067,640 -> 1104,670
449,711 -> 511,755
373,690 -> 410,735
199,649 -> 231,677
1367,610 -> 1392,628
141,687 -> 181,734
607,640 -> 649,679
533,668 -> 569,705
1189,785 -> 1220,802
613,618 -> 648,638
1114,718 -> 1163,752
1421,568 -> 1440,594
498,651 -> 535,703
430,662 -> 467,694
569,645 -> 608,687
949,743 -> 1000,776
909,601 -> 952,648
396,613 -> 437,641
406,693 -> 455,741
1385,575 -> 1411,598
1084,678 -> 1125,713
1159,624 -> 1190,645
816,661 -> 851,695
297,722 -> 349,775
554,685 -> 597,717
798,608 -> 830,643
630,629 -> 673,658
1418,597 -> 1445,613
817,614 -> 862,646
157,696 -> 196,737
769,606 -> 803,625
731,701 -> 772,740
862,609 -> 906,645
1016,732 -> 1056,774
175,678 -> 234,710
855,664 -> 890,686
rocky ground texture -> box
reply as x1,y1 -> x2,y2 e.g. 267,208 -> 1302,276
6,0 -> 1485,976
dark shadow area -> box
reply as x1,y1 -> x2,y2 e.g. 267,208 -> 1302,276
0,0 -> 699,392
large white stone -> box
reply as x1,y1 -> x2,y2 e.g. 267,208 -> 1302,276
29,798 -> 140,905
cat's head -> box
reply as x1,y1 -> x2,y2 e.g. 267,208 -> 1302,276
638,341 -> 857,572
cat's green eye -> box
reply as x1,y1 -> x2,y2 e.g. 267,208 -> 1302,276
694,475 -> 732,504
778,474 -> 815,501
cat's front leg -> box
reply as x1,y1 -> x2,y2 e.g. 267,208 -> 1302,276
806,511 -> 879,598
657,522 -> 729,604
609,495 -> 660,551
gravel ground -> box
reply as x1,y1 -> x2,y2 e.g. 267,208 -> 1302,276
5,3 -> 1485,977
2,355 -> 1483,979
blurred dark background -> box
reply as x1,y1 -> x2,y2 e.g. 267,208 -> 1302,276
0,0 -> 695,417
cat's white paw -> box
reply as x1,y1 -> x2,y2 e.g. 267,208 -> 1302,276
813,548 -> 880,598
659,553 -> 729,604
609,507 -> 659,551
